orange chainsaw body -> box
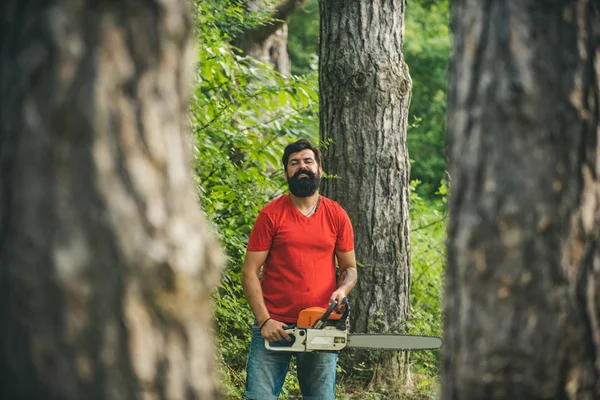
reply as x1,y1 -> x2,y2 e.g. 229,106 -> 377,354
296,306 -> 342,328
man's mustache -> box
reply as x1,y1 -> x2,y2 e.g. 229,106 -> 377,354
292,169 -> 316,179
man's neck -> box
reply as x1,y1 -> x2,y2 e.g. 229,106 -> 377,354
289,192 -> 320,210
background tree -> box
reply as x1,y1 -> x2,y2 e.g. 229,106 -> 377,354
289,0 -> 450,197
319,0 -> 413,387
0,0 -> 223,399
234,0 -> 308,76
444,0 -> 600,398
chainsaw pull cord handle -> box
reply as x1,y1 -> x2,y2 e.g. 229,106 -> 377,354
312,300 -> 338,329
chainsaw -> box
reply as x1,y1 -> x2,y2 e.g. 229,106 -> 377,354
265,298 -> 442,352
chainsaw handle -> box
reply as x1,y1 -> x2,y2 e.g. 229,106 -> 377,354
312,300 -> 338,329
265,328 -> 303,352
340,297 -> 350,322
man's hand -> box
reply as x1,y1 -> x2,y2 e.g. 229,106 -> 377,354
260,319 -> 292,342
330,288 -> 347,312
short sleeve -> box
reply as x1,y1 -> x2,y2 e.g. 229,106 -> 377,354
335,210 -> 354,252
247,212 -> 275,251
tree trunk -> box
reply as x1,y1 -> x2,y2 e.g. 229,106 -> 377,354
318,0 -> 412,388
235,0 -> 308,76
0,1 -> 223,399
444,0 -> 600,398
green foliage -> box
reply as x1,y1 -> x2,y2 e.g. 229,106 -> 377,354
193,0 -> 319,246
405,0 -> 451,197
288,0 -> 320,76
407,180 -> 446,381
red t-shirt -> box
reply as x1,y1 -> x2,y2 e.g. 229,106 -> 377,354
247,194 -> 354,323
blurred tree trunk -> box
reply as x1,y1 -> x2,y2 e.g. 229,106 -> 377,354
444,0 -> 600,398
0,1 -> 223,399
235,0 -> 307,76
318,0 -> 412,388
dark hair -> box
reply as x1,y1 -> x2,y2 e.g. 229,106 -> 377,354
282,139 -> 322,171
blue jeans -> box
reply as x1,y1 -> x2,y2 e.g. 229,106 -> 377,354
244,322 -> 338,400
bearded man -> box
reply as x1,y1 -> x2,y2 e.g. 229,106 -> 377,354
242,139 -> 358,400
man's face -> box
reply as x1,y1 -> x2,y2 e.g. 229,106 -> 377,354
285,149 -> 322,197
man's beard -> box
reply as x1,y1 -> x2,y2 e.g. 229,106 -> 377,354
288,169 -> 321,197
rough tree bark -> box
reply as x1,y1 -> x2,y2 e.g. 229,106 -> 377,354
0,1 -> 223,399
444,0 -> 600,398
318,0 -> 412,387
235,0 -> 307,76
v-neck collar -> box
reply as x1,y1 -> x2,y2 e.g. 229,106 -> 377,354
288,194 -> 320,219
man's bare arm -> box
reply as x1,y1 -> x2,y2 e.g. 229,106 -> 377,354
241,250 -> 270,326
338,266 -> 358,292
330,250 -> 358,306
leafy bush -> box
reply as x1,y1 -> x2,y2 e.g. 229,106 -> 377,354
407,180 -> 446,385
404,0 -> 451,197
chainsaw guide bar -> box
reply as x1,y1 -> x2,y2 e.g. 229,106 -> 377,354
347,333 -> 443,351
